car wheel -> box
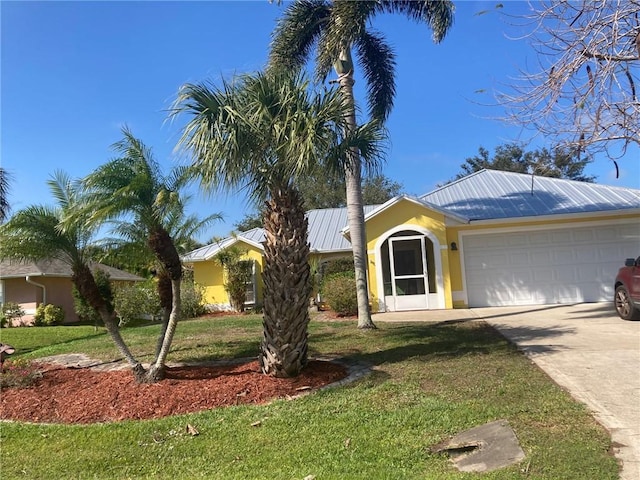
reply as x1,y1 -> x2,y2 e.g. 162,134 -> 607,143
614,285 -> 640,320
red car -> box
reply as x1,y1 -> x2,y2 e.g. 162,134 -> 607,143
614,257 -> 640,320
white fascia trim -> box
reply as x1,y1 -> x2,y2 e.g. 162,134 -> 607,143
460,215 -> 640,236
467,208 -> 640,227
311,248 -> 353,254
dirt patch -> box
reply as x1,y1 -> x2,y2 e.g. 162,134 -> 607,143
0,360 -> 347,424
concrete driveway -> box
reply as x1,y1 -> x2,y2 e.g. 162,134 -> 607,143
472,303 -> 640,480
376,303 -> 640,480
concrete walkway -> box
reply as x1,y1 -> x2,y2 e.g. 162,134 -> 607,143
374,303 -> 640,480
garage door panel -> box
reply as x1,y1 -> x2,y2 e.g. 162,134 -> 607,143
464,223 -> 640,307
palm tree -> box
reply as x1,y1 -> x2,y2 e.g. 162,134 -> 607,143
172,70 -> 385,377
98,197 -> 221,358
269,0 -> 455,328
0,171 -> 146,379
82,128 -> 193,382
0,167 -> 11,223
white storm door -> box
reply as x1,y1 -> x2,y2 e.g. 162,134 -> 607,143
389,236 -> 429,311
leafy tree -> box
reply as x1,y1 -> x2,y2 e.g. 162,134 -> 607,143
361,174 -> 403,205
234,173 -> 402,231
299,173 -> 402,209
0,172 -> 145,377
233,212 -> 263,232
269,0 -> 454,328
500,1 -> 639,164
452,143 -> 596,182
82,128 -> 212,382
173,70 -> 384,376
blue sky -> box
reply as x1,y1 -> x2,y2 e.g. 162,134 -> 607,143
2,1 -> 639,242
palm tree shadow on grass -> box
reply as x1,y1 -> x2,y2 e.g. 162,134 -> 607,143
342,322 -> 519,368
175,340 -> 260,365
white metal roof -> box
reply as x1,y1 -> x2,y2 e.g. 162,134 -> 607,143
182,169 -> 640,261
421,169 -> 640,221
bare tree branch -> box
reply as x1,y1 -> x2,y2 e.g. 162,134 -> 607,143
499,1 -> 640,161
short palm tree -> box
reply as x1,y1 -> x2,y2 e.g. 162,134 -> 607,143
82,128 -> 193,382
269,0 -> 455,328
99,197 -> 221,358
173,70 -> 384,377
0,171 -> 145,378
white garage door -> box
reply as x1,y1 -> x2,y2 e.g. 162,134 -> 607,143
463,223 -> 640,307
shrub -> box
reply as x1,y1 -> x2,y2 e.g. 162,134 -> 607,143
322,275 -> 358,316
72,269 -> 114,325
320,257 -> 355,279
180,280 -> 207,319
0,358 -> 42,388
113,279 -> 160,325
1,302 -> 25,327
318,257 -> 355,294
33,304 -> 65,326
215,247 -> 254,312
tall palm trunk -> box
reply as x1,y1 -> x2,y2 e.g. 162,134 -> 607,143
335,48 -> 376,329
260,187 -> 312,377
72,263 -> 146,381
146,227 -> 182,382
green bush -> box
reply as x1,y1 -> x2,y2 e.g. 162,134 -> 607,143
180,280 -> 207,319
33,304 -> 65,326
322,275 -> 358,316
72,269 -> 114,325
113,277 -> 207,324
320,257 -> 354,279
113,280 -> 160,325
1,302 -> 25,327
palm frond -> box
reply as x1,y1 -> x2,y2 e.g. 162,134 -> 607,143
268,0 -> 330,74
378,0 -> 455,43
0,168 -> 12,223
322,119 -> 388,178
355,31 -> 396,121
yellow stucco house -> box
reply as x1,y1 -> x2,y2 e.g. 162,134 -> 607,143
182,170 -> 640,312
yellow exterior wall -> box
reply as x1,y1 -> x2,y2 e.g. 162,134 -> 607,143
192,241 -> 265,308
363,199 -> 453,310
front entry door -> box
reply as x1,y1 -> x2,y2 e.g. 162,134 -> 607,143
389,236 -> 428,311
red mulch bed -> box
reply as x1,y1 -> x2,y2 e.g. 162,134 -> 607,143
0,360 -> 347,424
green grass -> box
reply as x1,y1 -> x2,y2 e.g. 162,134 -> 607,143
0,314 -> 618,479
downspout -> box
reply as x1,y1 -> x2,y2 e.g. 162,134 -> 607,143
25,276 -> 46,305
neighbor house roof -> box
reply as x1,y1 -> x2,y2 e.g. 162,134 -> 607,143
0,258 -> 144,281
421,169 -> 640,221
182,169 -> 640,261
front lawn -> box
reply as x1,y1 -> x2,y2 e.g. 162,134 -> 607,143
0,314 -> 618,479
